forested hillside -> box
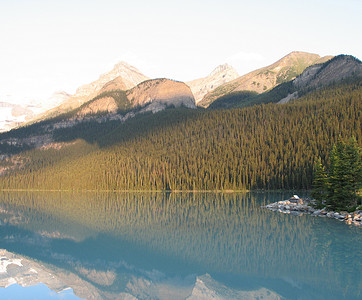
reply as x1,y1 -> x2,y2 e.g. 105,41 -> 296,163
0,81 -> 360,191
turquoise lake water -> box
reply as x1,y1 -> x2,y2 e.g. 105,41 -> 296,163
0,191 -> 361,299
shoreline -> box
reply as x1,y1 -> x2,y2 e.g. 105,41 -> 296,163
261,197 -> 361,226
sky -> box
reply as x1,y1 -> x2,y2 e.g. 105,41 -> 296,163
0,0 -> 361,105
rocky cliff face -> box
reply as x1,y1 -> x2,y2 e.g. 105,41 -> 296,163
126,78 -> 196,112
187,64 -> 239,103
293,55 -> 362,89
199,51 -> 333,107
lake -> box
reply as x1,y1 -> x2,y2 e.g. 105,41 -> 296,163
0,191 -> 361,299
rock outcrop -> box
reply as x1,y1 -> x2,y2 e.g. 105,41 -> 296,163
262,196 -> 362,226
187,64 -> 239,104
126,78 -> 196,112
199,51 -> 333,107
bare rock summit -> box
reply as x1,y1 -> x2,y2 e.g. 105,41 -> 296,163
127,78 -> 196,112
187,64 -> 239,103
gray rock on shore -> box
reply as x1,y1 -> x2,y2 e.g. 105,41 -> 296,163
261,196 -> 361,226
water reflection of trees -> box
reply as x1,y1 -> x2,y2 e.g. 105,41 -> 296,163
0,191 -> 361,297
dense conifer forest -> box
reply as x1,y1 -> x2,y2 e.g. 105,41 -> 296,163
0,81 -> 360,191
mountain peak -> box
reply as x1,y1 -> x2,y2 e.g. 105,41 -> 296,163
187,64 -> 239,103
111,61 -> 143,73
73,61 -> 149,98
210,63 -> 237,76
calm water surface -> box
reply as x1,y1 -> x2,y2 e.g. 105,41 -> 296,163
0,191 -> 360,299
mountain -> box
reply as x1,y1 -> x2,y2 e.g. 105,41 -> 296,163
199,51 -> 333,107
97,76 -> 128,93
292,54 -> 362,89
42,61 -> 149,117
0,102 -> 35,132
187,64 -> 239,103
76,78 -> 195,117
208,54 -> 361,109
0,78 -> 197,155
278,54 -> 362,104
0,62 -> 147,132
76,61 -> 148,97
0,102 -> 30,130
42,91 -> 72,110
127,78 -> 195,110
0,92 -> 71,132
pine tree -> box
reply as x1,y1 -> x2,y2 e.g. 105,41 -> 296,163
311,157 -> 328,205
327,141 -> 348,210
343,137 -> 362,208
325,138 -> 361,211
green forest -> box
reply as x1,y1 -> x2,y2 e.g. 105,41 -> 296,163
312,137 -> 361,211
0,80 -> 361,191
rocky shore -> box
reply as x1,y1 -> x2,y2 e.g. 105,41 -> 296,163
261,196 -> 361,226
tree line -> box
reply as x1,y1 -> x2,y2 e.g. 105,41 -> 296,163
0,81 -> 360,191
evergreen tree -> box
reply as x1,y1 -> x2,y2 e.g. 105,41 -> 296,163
327,141 -> 348,210
311,157 -> 328,204
343,137 -> 362,207
324,138 -> 362,211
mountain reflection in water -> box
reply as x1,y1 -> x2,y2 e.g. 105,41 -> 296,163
0,191 -> 361,299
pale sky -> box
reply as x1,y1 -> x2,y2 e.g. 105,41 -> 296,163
0,0 -> 361,105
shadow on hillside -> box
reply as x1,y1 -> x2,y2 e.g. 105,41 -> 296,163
0,107 -> 202,155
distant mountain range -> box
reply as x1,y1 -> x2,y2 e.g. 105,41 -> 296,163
0,51 -> 339,132
0,92 -> 71,132
0,52 -> 360,143
209,54 -> 362,109
199,51 -> 333,107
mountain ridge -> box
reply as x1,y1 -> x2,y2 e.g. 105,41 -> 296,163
208,54 -> 361,109
199,51 -> 333,107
